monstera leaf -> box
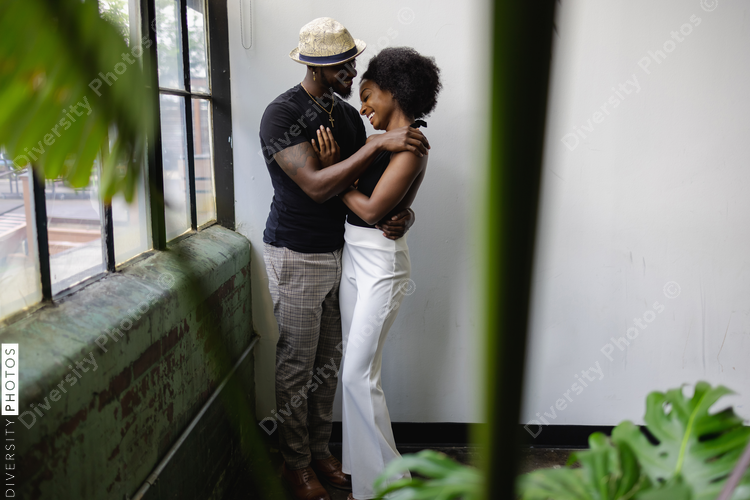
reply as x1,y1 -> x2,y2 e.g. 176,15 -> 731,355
633,477 -> 694,500
517,432 -> 656,500
374,383 -> 748,500
0,0 -> 152,201
612,382 -> 750,500
373,449 -> 483,500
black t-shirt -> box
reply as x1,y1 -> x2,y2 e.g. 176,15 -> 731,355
259,85 -> 367,253
345,150 -> 400,228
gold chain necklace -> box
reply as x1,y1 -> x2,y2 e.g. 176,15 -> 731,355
301,84 -> 336,128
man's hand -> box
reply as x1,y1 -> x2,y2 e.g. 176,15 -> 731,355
375,208 -> 415,240
371,126 -> 430,157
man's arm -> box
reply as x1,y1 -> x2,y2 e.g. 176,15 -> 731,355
273,126 -> 429,203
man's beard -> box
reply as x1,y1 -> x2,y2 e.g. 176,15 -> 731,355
334,84 -> 352,99
324,75 -> 352,99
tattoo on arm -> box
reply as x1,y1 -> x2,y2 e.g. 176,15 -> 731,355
274,142 -> 317,177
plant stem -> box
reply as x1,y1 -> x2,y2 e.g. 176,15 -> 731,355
715,438 -> 750,500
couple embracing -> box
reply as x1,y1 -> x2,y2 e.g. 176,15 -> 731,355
259,17 -> 441,500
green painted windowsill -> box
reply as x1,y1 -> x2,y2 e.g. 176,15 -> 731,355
1,225 -> 252,418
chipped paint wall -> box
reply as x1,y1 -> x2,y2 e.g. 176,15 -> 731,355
521,0 -> 750,433
7,226 -> 255,499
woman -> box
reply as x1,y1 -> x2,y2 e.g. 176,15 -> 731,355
312,47 -> 441,500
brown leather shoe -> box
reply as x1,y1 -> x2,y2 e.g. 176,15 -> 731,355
311,455 -> 352,491
281,462 -> 331,500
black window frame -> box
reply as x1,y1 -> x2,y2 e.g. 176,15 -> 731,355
144,0 -> 234,250
27,0 -> 234,305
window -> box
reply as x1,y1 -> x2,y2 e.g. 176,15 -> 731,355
100,0 -> 153,264
45,164 -> 107,295
0,159 -> 42,319
154,0 -> 216,239
0,0 -> 233,321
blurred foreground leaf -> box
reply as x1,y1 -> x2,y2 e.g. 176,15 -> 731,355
518,433 -> 653,500
518,382 -> 750,500
373,449 -> 483,500
0,0 -> 153,201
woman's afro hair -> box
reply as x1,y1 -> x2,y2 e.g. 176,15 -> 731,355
361,47 -> 442,120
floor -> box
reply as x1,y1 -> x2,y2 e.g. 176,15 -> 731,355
267,444 -> 575,499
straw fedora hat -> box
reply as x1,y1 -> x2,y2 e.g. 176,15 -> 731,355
289,17 -> 366,67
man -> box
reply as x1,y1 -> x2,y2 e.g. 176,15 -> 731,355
259,17 -> 429,500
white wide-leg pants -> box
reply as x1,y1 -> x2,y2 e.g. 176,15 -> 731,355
340,222 -> 412,500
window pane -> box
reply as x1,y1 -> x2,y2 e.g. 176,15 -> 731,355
192,98 -> 215,224
0,164 -> 42,319
99,0 -> 131,44
99,0 -> 142,50
46,166 -> 106,295
187,0 -> 209,93
155,0 -> 184,90
160,94 -> 191,240
113,148 -> 151,264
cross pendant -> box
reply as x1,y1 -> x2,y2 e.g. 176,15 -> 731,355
328,115 -> 335,128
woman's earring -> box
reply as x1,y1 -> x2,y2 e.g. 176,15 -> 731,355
313,72 -> 316,82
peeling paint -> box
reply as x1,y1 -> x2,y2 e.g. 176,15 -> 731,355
10,227 -> 253,498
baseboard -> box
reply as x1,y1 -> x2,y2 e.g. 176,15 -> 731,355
329,422 -> 473,446
519,424 -> 615,448
263,421 -> 644,450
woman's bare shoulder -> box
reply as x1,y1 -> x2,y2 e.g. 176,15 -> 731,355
390,149 -> 429,169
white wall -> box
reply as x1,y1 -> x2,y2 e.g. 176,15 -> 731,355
522,0 -> 750,432
226,0 -> 490,423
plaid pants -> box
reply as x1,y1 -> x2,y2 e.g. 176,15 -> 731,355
263,243 -> 343,469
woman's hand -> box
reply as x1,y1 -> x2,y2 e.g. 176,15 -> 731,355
311,126 -> 340,168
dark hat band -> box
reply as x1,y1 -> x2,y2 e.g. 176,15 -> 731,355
298,46 -> 359,65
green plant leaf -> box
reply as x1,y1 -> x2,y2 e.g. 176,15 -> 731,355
0,0 -> 152,202
518,467 -> 595,500
612,382 -> 750,500
517,433 -> 653,500
373,450 -> 483,500
634,476 -> 693,500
